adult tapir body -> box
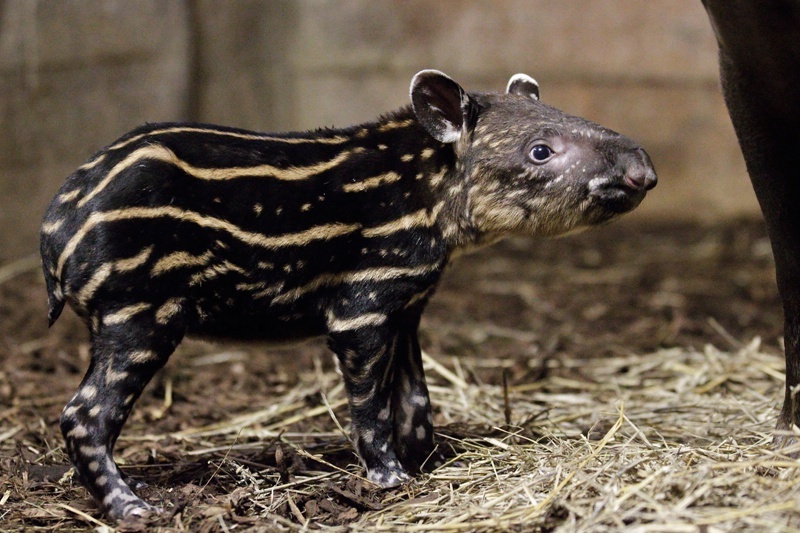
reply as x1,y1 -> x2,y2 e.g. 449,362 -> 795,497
701,1 -> 800,445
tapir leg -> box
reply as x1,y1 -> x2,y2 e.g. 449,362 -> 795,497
701,1 -> 800,442
392,326 -> 437,473
61,307 -> 185,519
327,315 -> 412,487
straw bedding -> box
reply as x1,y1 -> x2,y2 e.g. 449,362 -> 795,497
2,219 -> 798,531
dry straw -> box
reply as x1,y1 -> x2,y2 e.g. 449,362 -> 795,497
3,249 -> 797,530
100,337 -> 800,531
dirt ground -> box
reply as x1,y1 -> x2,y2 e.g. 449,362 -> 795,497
0,217 -> 787,531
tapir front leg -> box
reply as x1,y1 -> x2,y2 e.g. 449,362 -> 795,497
327,311 -> 411,487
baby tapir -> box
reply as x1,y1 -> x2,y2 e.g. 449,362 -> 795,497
40,70 -> 656,520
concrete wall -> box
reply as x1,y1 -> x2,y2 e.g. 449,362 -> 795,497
0,0 -> 753,261
1,0 -> 190,261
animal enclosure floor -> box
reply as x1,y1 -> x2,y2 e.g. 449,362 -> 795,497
3,217 -> 799,531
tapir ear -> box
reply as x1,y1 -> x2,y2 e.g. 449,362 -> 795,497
410,70 -> 472,144
506,73 -> 540,100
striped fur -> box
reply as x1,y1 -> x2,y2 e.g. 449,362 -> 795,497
40,70 -> 655,520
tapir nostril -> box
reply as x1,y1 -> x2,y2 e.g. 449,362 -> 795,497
624,174 -> 646,190
637,148 -> 658,190
641,165 -> 658,190
623,150 -> 657,191
623,170 -> 656,191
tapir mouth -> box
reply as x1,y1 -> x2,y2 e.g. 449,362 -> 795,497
589,181 -> 647,214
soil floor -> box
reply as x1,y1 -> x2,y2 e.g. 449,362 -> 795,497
0,217 -> 786,530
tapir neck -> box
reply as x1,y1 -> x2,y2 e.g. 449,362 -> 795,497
331,108 -> 476,253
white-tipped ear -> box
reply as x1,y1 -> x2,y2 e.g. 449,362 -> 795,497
506,73 -> 540,100
410,69 -> 472,144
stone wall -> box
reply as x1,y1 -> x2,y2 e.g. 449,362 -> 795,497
0,0 -> 753,260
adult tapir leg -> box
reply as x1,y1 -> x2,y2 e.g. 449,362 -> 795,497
701,1 -> 800,443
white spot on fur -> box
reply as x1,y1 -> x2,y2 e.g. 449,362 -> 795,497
361,429 -> 375,445
544,174 -> 564,189
79,445 -> 105,457
129,350 -> 158,365
41,219 -> 64,234
80,386 -> 97,400
103,303 -> 152,326
366,468 -> 409,487
105,367 -> 128,385
327,310 -> 387,332
588,176 -> 609,191
103,488 -> 123,506
410,394 -> 428,407
67,424 -> 89,439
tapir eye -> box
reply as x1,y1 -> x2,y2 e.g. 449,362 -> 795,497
529,144 -> 554,163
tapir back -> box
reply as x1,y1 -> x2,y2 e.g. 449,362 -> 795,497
41,116 -> 456,341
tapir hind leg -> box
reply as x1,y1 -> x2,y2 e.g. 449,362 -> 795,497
61,306 -> 184,519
